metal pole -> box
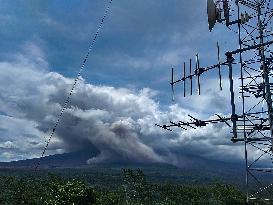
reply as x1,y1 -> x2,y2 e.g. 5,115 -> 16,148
184,62 -> 186,97
257,1 -> 273,151
217,42 -> 222,90
236,1 -> 249,202
196,54 -> 201,95
171,68 -> 175,101
190,59 -> 193,95
226,52 -> 237,139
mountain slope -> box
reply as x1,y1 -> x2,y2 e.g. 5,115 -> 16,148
0,149 -> 248,188
0,148 -> 243,173
0,148 -> 99,168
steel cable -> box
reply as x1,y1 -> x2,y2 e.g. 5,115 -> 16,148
34,0 -> 114,170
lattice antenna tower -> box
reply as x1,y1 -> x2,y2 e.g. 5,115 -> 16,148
156,0 -> 273,202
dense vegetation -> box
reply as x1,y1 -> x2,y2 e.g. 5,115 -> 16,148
0,169 -> 269,204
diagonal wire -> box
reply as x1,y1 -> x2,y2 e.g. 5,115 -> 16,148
34,0 -> 114,170
248,170 -> 273,197
250,182 -> 273,198
245,115 -> 267,138
248,147 -> 270,168
246,98 -> 265,114
249,142 -> 273,157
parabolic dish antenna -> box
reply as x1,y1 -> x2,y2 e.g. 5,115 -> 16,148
207,0 -> 219,31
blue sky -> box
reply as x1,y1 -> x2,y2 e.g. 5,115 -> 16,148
0,0 -> 252,164
0,0 -> 237,96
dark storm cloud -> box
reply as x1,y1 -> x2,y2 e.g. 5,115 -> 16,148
0,0 -> 269,167
0,45 -> 246,164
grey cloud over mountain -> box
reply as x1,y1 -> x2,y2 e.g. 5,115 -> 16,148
0,45 -> 245,164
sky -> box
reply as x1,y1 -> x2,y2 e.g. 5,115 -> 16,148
0,0 -> 263,165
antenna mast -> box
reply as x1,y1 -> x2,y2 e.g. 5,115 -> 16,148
156,0 -> 273,202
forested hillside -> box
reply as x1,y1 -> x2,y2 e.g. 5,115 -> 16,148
0,169 -> 269,205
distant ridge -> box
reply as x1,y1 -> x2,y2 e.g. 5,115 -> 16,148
0,148 -> 99,169
0,148 -> 243,173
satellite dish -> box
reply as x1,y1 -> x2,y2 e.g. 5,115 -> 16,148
223,0 -> 230,24
207,0 -> 220,31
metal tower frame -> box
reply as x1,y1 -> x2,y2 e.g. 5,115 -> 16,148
156,0 -> 273,202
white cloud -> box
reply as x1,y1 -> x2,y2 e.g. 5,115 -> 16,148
0,141 -> 17,149
0,44 -> 261,165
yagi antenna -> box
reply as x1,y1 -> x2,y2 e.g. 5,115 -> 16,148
196,54 -> 201,95
217,42 -> 223,90
155,124 -> 172,131
157,0 -> 273,201
183,62 -> 186,97
190,59 -> 193,95
215,114 -> 231,127
171,67 -> 175,101
207,0 -> 220,31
